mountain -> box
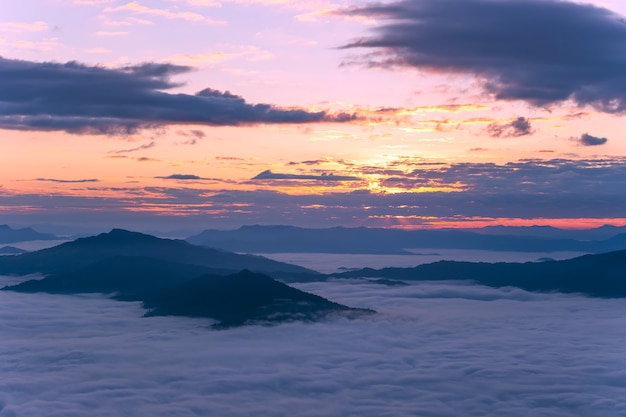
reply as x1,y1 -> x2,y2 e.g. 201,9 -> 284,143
464,225 -> 626,240
331,250 -> 626,297
187,225 -> 414,254
592,233 -> 626,253
2,256 -> 216,300
2,260 -> 372,329
188,225 -> 626,254
0,246 -> 27,255
187,225 -> 592,254
0,229 -> 320,280
0,225 -> 58,244
144,270 -> 374,329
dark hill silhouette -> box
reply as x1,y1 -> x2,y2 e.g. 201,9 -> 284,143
2,262 -> 372,329
2,256 -> 216,300
0,246 -> 27,255
331,250 -> 626,297
0,225 -> 58,244
0,229 -> 320,279
143,270 -> 374,329
465,224 -> 626,240
593,233 -> 626,253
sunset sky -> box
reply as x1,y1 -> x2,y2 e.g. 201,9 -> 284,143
2,0 -> 626,232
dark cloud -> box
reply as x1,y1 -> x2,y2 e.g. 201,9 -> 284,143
252,170 -> 360,181
487,117 -> 534,138
111,141 -> 156,154
155,174 -> 203,180
287,160 -> 326,166
1,280 -> 624,416
35,178 -> 99,183
577,133 -> 608,146
188,130 -> 205,138
177,129 -> 206,145
0,57 -> 355,134
340,0 -> 626,112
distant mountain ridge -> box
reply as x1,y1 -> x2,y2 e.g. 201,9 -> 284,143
187,225 -> 626,254
463,224 -> 626,240
0,246 -> 27,255
0,225 -> 58,244
330,250 -> 626,298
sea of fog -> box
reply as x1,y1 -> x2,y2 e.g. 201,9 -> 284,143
6,240 -> 70,252
2,256 -> 626,417
254,249 -> 589,274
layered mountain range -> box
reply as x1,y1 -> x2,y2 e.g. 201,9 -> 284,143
3,227 -> 626,330
0,230 -> 369,328
187,225 -> 626,254
331,250 -> 626,297
0,224 -> 58,244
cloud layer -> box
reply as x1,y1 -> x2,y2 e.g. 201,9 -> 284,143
3,158 -> 626,229
1,277 -> 625,416
341,0 -> 626,112
0,57 -> 353,134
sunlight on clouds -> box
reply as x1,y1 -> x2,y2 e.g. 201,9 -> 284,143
85,47 -> 113,54
425,216 -> 626,229
10,37 -> 61,51
366,181 -> 464,195
184,0 -> 222,6
2,0 -> 626,230
104,2 -> 226,25
93,30 -> 130,36
0,21 -> 49,32
168,46 -> 273,66
98,13 -> 156,26
73,0 -> 118,4
306,129 -> 356,141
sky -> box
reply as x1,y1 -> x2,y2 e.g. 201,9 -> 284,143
2,278 -> 626,416
2,0 -> 626,232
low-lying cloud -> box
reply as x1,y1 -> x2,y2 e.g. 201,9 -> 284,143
0,57 -> 354,134
340,0 -> 626,112
1,278 -> 625,416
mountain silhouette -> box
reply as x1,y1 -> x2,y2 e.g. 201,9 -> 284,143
331,249 -> 626,297
144,270 -> 374,329
0,229 -> 320,280
2,260 -> 372,328
0,225 -> 58,244
0,246 -> 27,255
3,256 -> 215,300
